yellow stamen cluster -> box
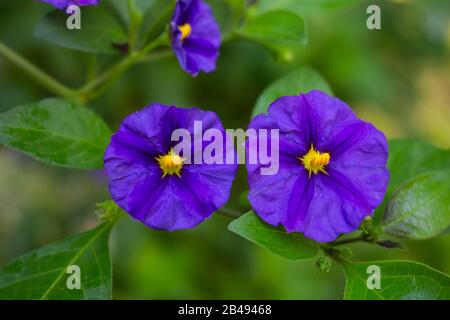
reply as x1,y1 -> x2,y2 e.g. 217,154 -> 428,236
156,148 -> 185,178
178,23 -> 192,41
299,145 -> 330,178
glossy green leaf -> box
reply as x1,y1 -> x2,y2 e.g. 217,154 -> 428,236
374,139 -> 450,224
386,140 -> 450,196
0,98 -> 111,169
252,67 -> 332,117
237,10 -> 307,52
254,0 -> 362,15
35,7 -> 127,54
382,170 -> 450,240
341,259 -> 450,300
228,211 -> 319,260
0,222 -> 114,300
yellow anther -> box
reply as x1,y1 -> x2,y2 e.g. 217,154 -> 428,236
178,23 -> 192,41
156,148 -> 185,178
299,145 -> 330,178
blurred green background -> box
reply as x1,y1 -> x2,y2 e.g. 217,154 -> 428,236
0,0 -> 449,299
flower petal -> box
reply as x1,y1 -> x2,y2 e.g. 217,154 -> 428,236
40,0 -> 99,10
328,121 -> 389,211
248,164 -> 305,227
142,177 -> 207,231
299,90 -> 359,151
301,174 -> 367,242
183,38 -> 219,74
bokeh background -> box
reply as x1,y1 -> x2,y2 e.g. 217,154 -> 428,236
0,0 -> 449,299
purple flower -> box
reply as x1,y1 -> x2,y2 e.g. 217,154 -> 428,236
104,104 -> 237,231
246,90 -> 389,242
170,0 -> 221,76
39,0 -> 99,10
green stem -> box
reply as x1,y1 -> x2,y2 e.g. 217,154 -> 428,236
217,207 -> 242,219
138,49 -> 172,63
0,41 -> 79,100
78,33 -> 168,100
78,53 -> 138,98
84,54 -> 98,83
330,235 -> 367,247
127,0 -> 143,51
141,32 -> 169,55
324,246 -> 348,265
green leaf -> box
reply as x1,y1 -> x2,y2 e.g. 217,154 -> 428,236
0,98 -> 111,169
382,170 -> 450,240
0,222 -> 114,300
109,0 -> 158,22
340,259 -> 450,300
237,10 -> 307,53
386,140 -> 450,197
228,211 -> 319,260
139,0 -> 175,46
254,0 -> 363,15
252,67 -> 332,117
373,139 -> 450,224
96,200 -> 126,223
35,7 -> 127,54
133,0 -> 159,13
226,0 -> 245,12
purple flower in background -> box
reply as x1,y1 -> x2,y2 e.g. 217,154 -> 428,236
104,104 -> 237,231
170,0 -> 221,76
39,0 -> 99,10
246,90 -> 389,242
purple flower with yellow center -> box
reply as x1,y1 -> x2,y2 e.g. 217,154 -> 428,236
170,0 -> 221,76
39,0 -> 99,10
104,104 -> 237,231
246,90 -> 389,242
